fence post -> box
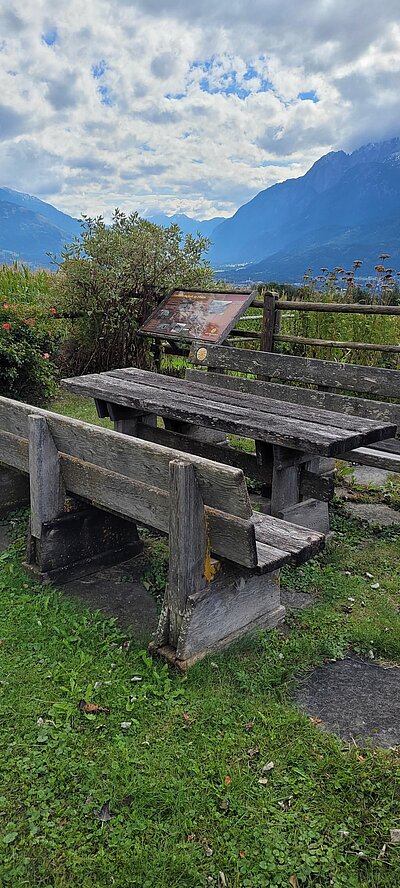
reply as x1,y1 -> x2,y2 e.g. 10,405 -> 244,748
260,289 -> 277,353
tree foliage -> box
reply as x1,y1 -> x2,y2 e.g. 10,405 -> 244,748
52,210 -> 214,373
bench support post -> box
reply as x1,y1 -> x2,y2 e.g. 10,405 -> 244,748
161,459 -> 208,648
28,414 -> 65,538
25,414 -> 142,583
151,460 -> 285,670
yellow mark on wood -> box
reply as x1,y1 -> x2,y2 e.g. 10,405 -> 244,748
196,347 -> 208,362
203,512 -> 220,582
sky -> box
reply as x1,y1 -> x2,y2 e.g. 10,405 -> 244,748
1,0 -> 400,221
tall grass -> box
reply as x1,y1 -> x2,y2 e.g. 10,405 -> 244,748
0,262 -> 51,304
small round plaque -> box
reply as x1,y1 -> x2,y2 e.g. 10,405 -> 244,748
196,347 -> 208,362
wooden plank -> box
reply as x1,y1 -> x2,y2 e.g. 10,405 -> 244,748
167,461 -> 207,647
252,512 -> 325,562
274,301 -> 400,316
0,397 -> 252,519
339,447 -> 400,472
136,424 -> 332,500
274,334 -> 400,354
114,368 -> 392,436
301,470 -> 334,502
188,344 -> 400,398
176,568 -> 284,662
186,370 -> 400,429
59,456 -> 258,567
370,438 -> 400,455
62,374 -> 391,455
0,429 -> 29,472
28,415 -> 65,539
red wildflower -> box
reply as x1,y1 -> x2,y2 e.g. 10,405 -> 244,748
3,303 -> 8,309
43,353 -> 50,359
183,712 -> 189,720
2,323 -> 10,331
50,307 -> 57,314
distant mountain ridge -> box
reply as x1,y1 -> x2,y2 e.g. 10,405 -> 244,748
210,137 -> 400,280
2,136 -> 400,277
0,187 -> 81,267
145,212 -> 225,239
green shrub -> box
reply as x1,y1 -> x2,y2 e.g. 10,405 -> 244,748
51,210 -> 214,374
0,306 -> 60,405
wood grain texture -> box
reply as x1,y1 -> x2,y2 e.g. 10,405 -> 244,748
188,343 -> 400,399
167,460 -> 207,646
59,456 -> 259,567
0,397 -> 251,518
252,511 -> 325,562
340,446 -> 400,472
28,415 -> 65,538
61,373 -> 394,455
185,370 -> 400,429
176,567 -> 283,661
110,367 -> 394,435
274,300 -> 400,316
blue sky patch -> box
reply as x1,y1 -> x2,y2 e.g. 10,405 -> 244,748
92,60 -> 106,79
42,29 -> 58,47
98,84 -> 113,106
298,90 -> 319,102
165,92 -> 186,100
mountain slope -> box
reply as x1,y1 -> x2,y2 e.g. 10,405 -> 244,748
0,188 -> 81,267
210,137 -> 400,278
146,212 -> 224,239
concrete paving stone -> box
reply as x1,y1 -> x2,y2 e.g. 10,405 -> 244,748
62,553 -> 158,639
343,503 -> 400,527
351,465 -> 392,487
281,589 -> 314,610
294,654 -> 400,747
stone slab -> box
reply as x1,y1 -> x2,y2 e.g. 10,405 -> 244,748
281,589 -> 313,610
343,503 -> 400,527
294,654 -> 400,747
62,553 -> 158,639
352,465 -> 392,487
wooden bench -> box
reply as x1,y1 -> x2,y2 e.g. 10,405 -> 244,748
187,344 -> 400,477
0,395 -> 325,667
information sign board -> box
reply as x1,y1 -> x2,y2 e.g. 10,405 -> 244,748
139,289 -> 255,344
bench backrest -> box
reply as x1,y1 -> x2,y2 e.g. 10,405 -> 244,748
187,343 -> 400,429
0,396 -> 257,568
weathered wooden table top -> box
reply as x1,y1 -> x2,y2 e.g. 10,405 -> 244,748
61,367 -> 397,457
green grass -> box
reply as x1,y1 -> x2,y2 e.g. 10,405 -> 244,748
0,505 -> 399,888
0,389 -> 399,886
50,391 -> 113,428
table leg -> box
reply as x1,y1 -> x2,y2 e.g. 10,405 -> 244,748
270,445 -> 330,532
100,401 -> 157,437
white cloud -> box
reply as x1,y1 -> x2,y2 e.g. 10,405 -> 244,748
0,0 -> 399,219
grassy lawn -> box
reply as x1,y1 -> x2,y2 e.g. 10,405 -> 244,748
0,391 -> 399,887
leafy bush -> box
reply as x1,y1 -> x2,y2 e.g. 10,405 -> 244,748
0,304 -> 60,405
51,210 -> 214,374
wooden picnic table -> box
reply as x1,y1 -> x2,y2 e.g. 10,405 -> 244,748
62,367 -> 396,531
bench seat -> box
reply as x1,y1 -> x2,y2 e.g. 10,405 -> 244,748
253,512 -> 324,572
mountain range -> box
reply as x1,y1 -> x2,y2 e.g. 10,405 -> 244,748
209,137 -> 400,280
1,136 -> 400,280
0,187 -> 81,267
